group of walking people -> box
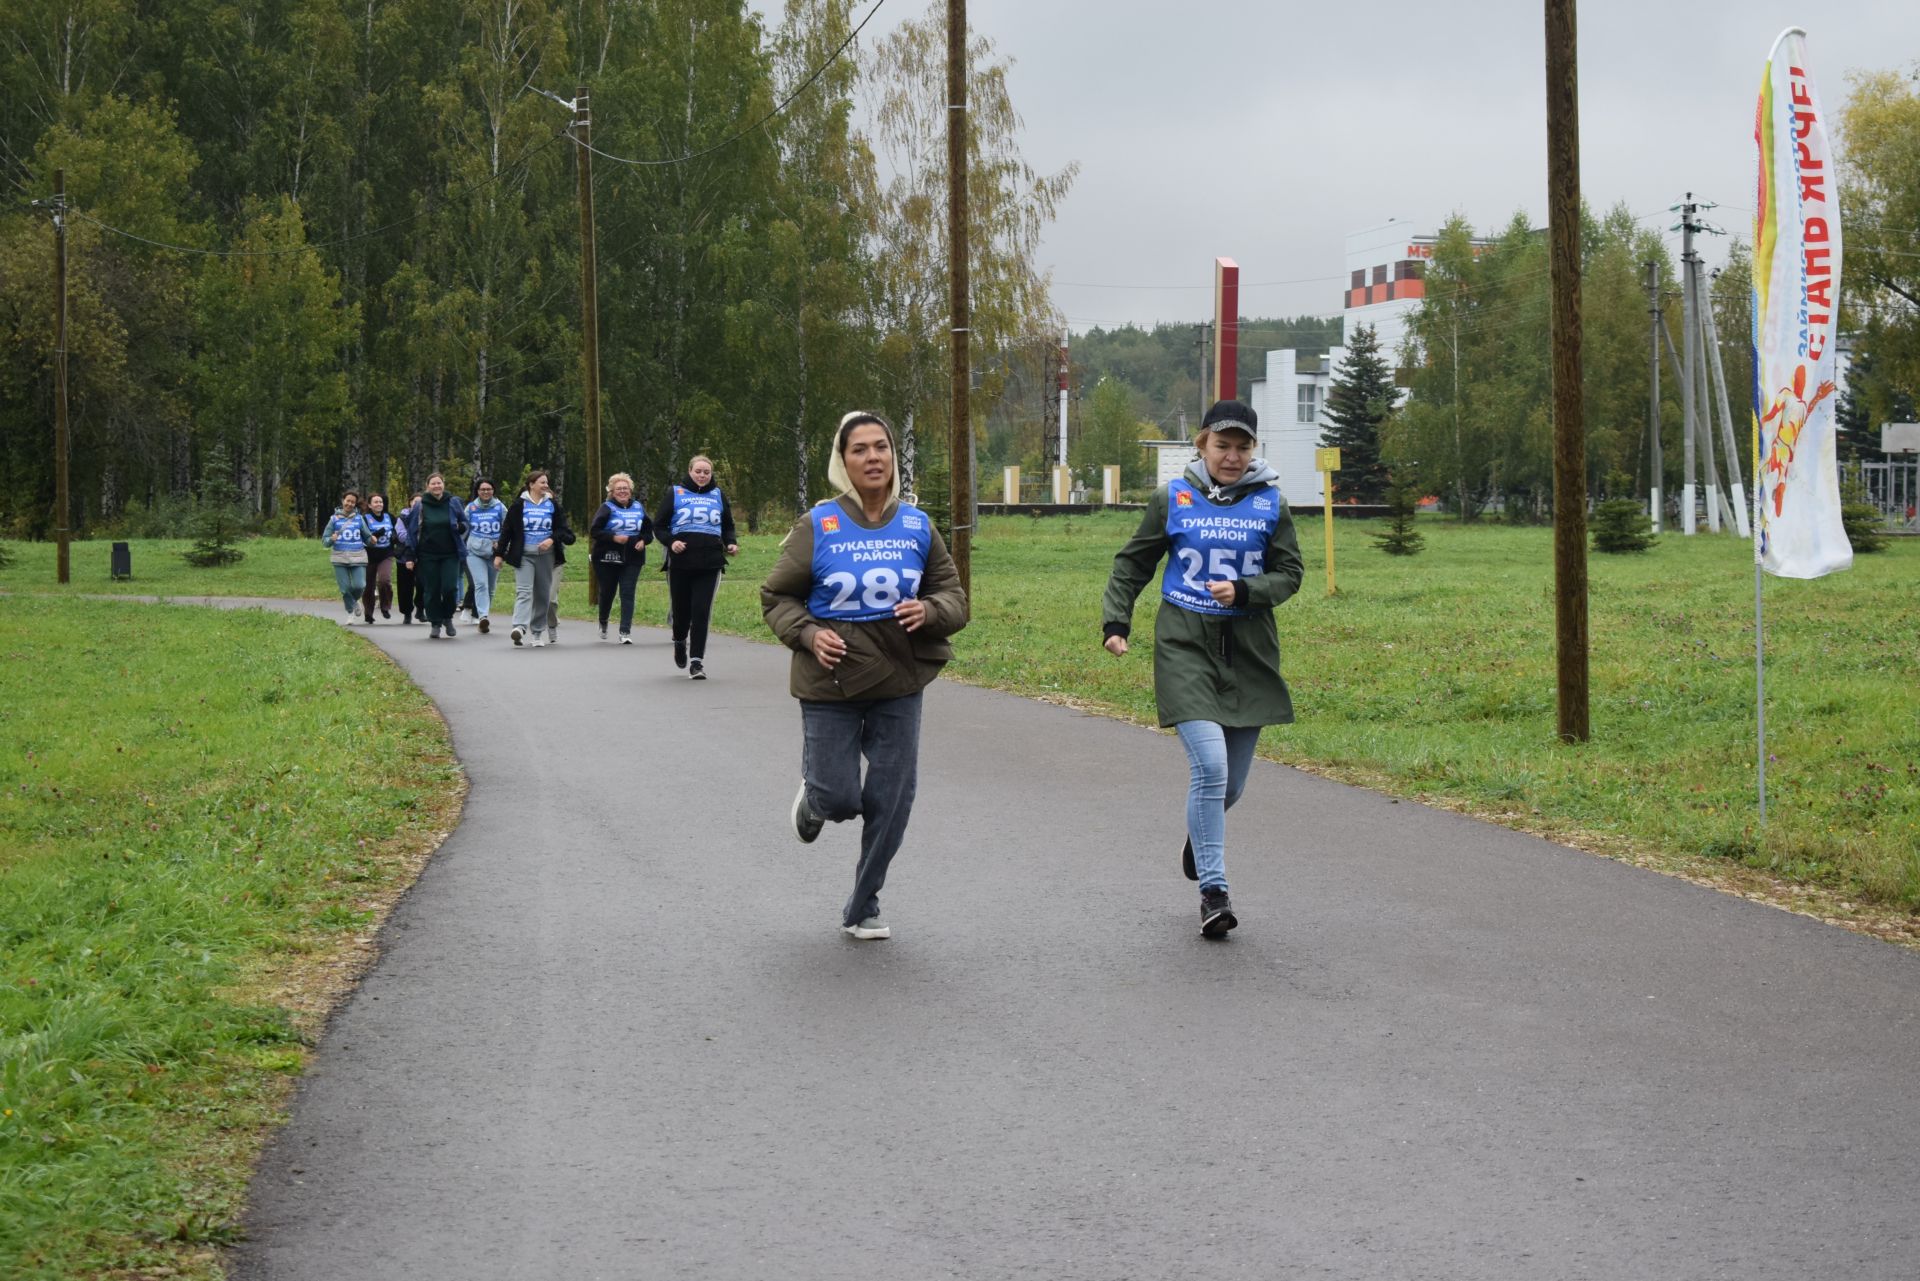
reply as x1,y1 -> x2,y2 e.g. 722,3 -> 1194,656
324,399 -> 1301,942
320,459 -> 738,674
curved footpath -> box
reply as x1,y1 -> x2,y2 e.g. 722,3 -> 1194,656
222,600 -> 1920,1280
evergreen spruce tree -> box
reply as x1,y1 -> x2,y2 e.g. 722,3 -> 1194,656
1591,471 -> 1656,553
1840,467 -> 1890,553
1370,471 -> 1424,555
183,444 -> 249,568
1320,324 -> 1395,503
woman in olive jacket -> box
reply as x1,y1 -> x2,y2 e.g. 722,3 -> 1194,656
761,411 -> 969,941
1101,399 -> 1304,938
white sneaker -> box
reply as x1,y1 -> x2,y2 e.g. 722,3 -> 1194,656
842,917 -> 890,941
531,634 -> 547,648
619,634 -> 633,645
599,625 -> 609,642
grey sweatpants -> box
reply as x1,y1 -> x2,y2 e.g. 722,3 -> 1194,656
800,691 -> 924,926
512,549 -> 555,635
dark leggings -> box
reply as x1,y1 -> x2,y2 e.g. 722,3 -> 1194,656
362,552 -> 394,619
394,559 -> 420,620
417,555 -> 461,626
595,559 -> 643,633
668,567 -> 721,660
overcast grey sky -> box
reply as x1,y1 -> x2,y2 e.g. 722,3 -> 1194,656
812,0 -> 1920,334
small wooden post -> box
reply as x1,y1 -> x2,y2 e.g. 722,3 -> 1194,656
1316,447 -> 1341,596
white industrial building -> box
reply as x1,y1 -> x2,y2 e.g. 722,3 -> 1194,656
1242,220 -> 1445,503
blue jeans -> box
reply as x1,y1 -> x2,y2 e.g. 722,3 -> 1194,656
800,692 -> 924,926
331,562 -> 366,613
1174,721 -> 1260,893
465,550 -> 499,619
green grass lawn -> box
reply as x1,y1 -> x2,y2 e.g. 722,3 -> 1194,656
0,597 -> 458,1280
5,519 -> 1916,914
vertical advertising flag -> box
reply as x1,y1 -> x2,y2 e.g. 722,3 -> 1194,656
1753,29 -> 1850,578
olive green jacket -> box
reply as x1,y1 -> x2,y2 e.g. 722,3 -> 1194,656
1102,462 -> 1304,728
761,494 -> 970,701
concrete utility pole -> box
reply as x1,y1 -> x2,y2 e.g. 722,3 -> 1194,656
1545,0 -> 1589,743
1676,195 -> 1699,533
1645,260 -> 1663,533
1057,333 -> 1069,470
1688,254 -> 1725,532
574,86 -> 603,607
1700,268 -> 1752,537
946,0 -> 972,594
51,169 -> 70,584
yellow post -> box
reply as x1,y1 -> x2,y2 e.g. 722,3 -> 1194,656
1315,447 -> 1341,596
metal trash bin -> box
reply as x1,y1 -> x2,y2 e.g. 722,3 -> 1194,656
111,541 -> 132,580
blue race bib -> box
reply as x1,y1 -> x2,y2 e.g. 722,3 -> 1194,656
466,500 -> 505,540
602,500 -> 647,538
522,497 -> 555,544
330,516 -> 367,552
1158,479 -> 1281,617
671,486 -> 724,536
362,513 -> 393,548
806,502 -> 932,622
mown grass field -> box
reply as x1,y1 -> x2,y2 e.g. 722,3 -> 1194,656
5,516 -> 1916,919
0,597 -> 459,1280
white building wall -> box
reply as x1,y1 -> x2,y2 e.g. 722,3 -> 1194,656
1343,220 -> 1430,363
1249,347 -> 1341,504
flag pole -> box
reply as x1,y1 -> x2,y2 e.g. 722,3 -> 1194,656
1754,470 -> 1767,831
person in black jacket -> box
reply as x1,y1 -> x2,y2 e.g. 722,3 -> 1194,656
589,471 -> 653,644
493,469 -> 576,648
658,454 -> 739,679
398,473 -> 472,639
393,491 -> 423,623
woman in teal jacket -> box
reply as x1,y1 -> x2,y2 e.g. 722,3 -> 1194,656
1101,400 -> 1304,938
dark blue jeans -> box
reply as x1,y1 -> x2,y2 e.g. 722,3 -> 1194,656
800,691 -> 924,927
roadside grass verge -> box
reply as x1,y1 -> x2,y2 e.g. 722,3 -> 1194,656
0,598 -> 459,1280
8,520 -> 1915,921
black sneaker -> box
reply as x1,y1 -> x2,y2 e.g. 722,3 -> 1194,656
673,639 -> 687,669
1200,888 -> 1237,938
444,621 -> 457,637
1182,837 -> 1197,881
791,782 -> 824,844
689,659 -> 706,680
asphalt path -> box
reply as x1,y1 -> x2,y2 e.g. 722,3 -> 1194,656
226,599 -> 1920,1280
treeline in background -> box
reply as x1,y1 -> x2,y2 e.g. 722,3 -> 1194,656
0,0 -> 1074,539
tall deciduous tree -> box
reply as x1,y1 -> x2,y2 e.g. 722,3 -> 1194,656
862,0 -> 1076,505
191,196 -> 356,516
1840,66 -> 1920,422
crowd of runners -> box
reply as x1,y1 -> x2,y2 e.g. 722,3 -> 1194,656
320,400 -> 1302,941
321,457 -> 738,676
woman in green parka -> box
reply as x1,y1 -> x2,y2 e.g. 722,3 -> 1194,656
1102,399 -> 1304,937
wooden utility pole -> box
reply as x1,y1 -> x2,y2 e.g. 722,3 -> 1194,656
1545,0 -> 1589,742
574,86 -> 603,606
946,0 -> 971,593
52,169 -> 70,584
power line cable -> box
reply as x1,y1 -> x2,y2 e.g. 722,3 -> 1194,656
567,0 -> 889,170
